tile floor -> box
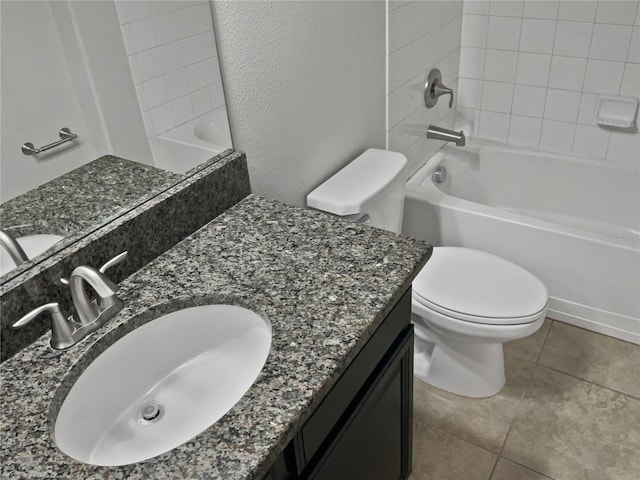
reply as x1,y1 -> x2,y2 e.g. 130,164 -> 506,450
410,319 -> 640,480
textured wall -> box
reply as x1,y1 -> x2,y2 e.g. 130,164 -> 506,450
456,0 -> 639,165
212,0 -> 386,207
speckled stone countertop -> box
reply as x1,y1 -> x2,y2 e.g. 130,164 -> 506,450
0,156 -> 180,281
0,194 -> 430,480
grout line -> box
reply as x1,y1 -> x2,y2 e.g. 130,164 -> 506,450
536,363 -> 640,401
497,456 -> 557,480
535,319 -> 554,364
486,456 -> 499,480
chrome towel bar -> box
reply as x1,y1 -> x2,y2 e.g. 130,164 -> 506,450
22,127 -> 78,156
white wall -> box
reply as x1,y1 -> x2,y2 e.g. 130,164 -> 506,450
114,0 -> 228,140
387,0 -> 464,178
456,0 -> 640,165
212,0 -> 386,207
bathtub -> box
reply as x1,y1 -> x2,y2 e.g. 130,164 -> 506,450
150,107 -> 232,174
403,140 -> 640,344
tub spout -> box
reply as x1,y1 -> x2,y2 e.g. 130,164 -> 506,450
427,125 -> 465,146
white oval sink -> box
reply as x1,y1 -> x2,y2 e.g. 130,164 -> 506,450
54,304 -> 271,466
0,233 -> 65,275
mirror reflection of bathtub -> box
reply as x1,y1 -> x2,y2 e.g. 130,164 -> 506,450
151,109 -> 233,174
403,140 -> 640,345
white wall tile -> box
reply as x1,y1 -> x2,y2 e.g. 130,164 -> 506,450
572,125 -> 610,158
481,80 -> 514,112
149,103 -> 174,133
153,13 -> 179,45
484,49 -> 517,83
129,18 -> 157,52
544,88 -> 581,122
548,55 -> 587,90
515,52 -> 552,86
389,84 -> 410,128
191,87 -> 213,117
159,43 -> 184,73
142,111 -> 155,137
620,63 -> 640,97
577,93 -> 598,125
461,14 -> 488,48
607,130 -> 640,164
149,0 -> 174,17
180,35 -> 204,66
464,0 -> 490,15
135,84 -> 149,111
512,84 -> 547,117
539,119 -> 576,153
478,110 -> 510,142
628,27 -> 640,63
458,78 -> 483,108
143,75 -> 169,108
589,24 -> 633,62
200,31 -> 217,59
486,16 -> 521,50
209,82 -> 226,109
133,48 -> 163,83
459,47 -> 486,79
583,60 -> 626,93
558,1 -> 598,22
523,1 -> 559,20
186,61 -> 208,92
553,21 -> 593,58
508,115 -> 542,147
195,3 -> 213,33
170,95 -> 194,125
165,70 -> 190,99
520,18 -> 556,54
595,0 -> 639,26
455,107 -> 481,136
204,58 -> 222,85
489,0 -> 524,17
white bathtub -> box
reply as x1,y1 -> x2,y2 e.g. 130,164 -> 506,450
150,107 -> 232,174
404,140 -> 640,344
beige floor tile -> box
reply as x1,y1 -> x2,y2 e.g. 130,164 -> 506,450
413,356 -> 535,453
491,458 -> 553,480
539,322 -> 640,398
502,365 -> 640,480
504,318 -> 552,362
411,421 -> 496,480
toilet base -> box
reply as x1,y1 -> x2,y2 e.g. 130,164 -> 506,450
413,331 -> 506,398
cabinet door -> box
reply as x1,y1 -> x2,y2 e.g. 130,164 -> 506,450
309,327 -> 413,480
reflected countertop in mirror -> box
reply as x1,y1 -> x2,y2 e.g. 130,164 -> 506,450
0,156 -> 180,282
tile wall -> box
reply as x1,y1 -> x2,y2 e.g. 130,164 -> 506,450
114,1 -> 226,139
456,0 -> 640,165
387,0 -> 464,177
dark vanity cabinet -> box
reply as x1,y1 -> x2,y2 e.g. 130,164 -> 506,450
265,288 -> 414,480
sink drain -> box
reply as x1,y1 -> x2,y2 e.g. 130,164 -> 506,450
137,403 -> 164,425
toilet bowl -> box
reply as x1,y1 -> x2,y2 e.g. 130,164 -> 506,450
410,247 -> 547,397
307,149 -> 549,398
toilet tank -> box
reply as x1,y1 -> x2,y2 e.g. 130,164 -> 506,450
307,149 -> 408,234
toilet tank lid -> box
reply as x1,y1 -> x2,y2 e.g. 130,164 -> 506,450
306,149 -> 408,216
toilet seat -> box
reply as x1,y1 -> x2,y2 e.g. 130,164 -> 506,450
413,247 -> 548,326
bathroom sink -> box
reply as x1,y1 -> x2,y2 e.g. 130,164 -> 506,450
54,304 -> 271,466
0,233 -> 65,275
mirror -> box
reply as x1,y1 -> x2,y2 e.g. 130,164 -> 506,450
0,0 -> 232,282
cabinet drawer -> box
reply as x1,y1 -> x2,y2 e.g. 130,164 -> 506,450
300,289 -> 411,463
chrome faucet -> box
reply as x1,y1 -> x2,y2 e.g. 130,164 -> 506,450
0,229 -> 29,266
12,252 -> 127,349
426,125 -> 466,146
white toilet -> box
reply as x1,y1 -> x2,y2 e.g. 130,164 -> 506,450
307,148 -> 548,398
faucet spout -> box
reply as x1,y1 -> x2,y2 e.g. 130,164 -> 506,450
0,229 -> 29,266
426,125 -> 466,146
70,265 -> 121,325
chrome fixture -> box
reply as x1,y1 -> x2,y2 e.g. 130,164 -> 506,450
22,127 -> 78,156
425,68 -> 454,109
427,125 -> 466,146
0,229 -> 29,266
13,252 -> 127,349
432,166 -> 448,184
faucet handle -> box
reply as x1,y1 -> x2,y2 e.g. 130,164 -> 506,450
13,303 -> 75,350
99,251 -> 128,274
424,68 -> 454,109
60,251 -> 127,286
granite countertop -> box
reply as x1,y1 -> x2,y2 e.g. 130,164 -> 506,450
0,194 -> 430,480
